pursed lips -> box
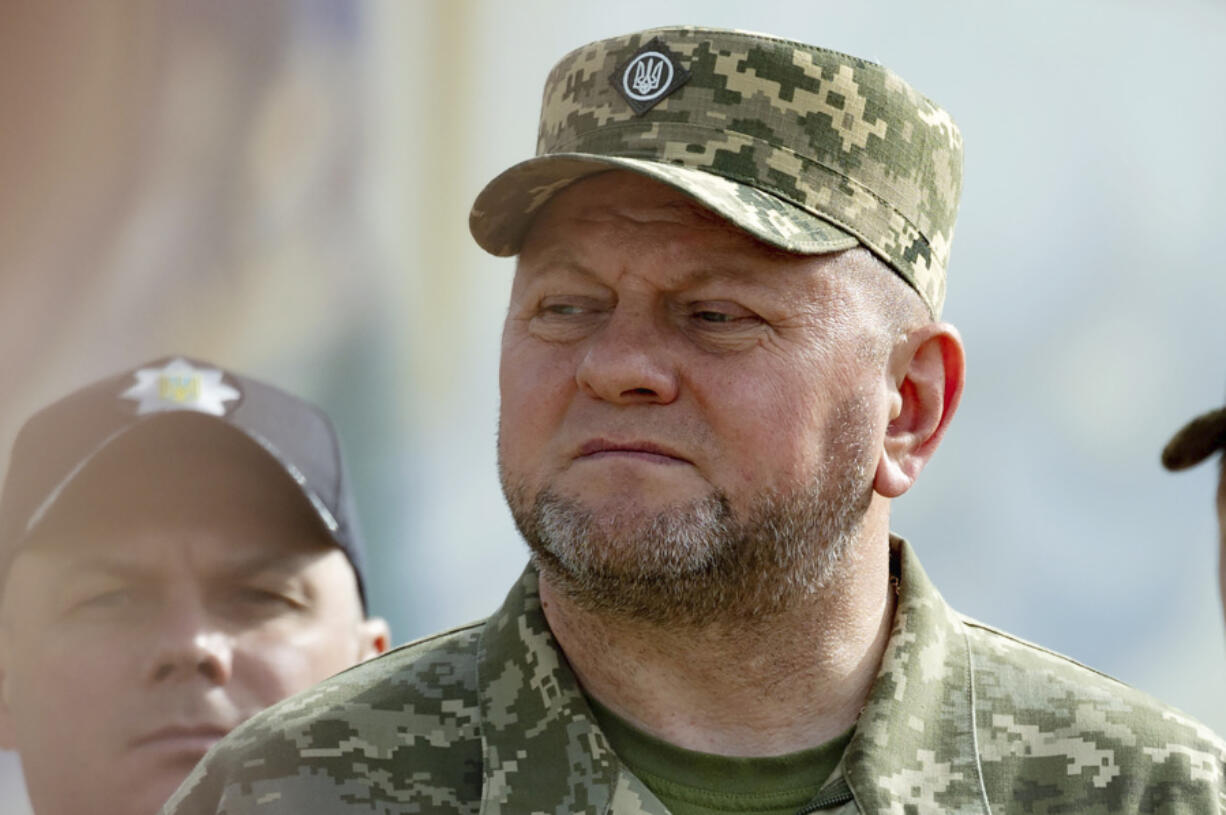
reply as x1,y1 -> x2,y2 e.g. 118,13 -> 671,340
576,438 -> 690,465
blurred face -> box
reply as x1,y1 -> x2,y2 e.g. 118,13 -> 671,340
0,446 -> 384,815
499,171 -> 892,622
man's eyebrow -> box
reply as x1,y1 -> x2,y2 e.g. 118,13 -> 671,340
522,251 -> 785,293
518,245 -> 599,276
683,265 -> 774,286
522,254 -> 592,276
37,546 -> 321,580
217,551 -> 318,578
48,555 -> 149,582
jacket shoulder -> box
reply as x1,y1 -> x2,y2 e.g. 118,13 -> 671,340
962,617 -> 1226,813
164,622 -> 486,814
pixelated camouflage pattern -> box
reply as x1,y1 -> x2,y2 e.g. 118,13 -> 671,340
162,539 -> 1226,814
469,27 -> 963,317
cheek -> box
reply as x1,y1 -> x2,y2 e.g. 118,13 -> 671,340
700,366 -> 828,485
499,340 -> 576,468
4,629 -> 129,748
232,621 -> 360,703
501,334 -> 576,400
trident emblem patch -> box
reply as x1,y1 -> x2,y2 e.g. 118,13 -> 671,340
610,38 -> 691,116
628,54 -> 668,97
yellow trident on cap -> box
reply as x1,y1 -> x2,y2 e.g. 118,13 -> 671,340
157,374 -> 201,404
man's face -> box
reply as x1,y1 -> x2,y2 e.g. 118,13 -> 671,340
498,171 -> 895,621
0,447 -> 380,815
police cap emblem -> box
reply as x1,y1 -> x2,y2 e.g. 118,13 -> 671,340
120,357 -> 241,417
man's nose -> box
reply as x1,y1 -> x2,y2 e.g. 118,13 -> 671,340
575,305 -> 680,405
146,605 -> 235,686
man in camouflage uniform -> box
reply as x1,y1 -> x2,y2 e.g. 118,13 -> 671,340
1162,388 -> 1226,625
165,27 -> 1226,814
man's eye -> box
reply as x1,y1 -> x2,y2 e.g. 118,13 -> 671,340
81,590 -> 133,609
234,587 -> 302,611
689,305 -> 759,326
66,588 -> 141,619
540,302 -> 589,316
238,588 -> 287,604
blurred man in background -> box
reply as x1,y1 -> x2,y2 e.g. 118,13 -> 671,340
1162,388 -> 1226,624
0,356 -> 388,815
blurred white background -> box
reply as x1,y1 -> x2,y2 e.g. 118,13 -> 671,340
2,1 -> 1223,810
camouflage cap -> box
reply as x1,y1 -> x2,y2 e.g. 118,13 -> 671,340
1161,395 -> 1226,471
469,26 -> 964,317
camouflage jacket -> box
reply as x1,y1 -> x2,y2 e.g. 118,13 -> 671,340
163,539 -> 1226,814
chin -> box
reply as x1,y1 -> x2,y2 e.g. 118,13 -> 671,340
32,787 -> 172,815
570,480 -> 709,514
123,755 -> 207,815
138,773 -> 193,815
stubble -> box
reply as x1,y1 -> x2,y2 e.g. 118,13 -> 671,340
502,395 -> 878,627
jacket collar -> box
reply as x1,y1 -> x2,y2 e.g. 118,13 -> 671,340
842,537 -> 989,813
476,566 -> 659,813
475,538 -> 988,815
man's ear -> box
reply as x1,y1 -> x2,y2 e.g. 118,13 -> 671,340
356,616 -> 391,661
874,322 -> 965,499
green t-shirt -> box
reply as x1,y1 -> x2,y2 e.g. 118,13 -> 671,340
588,697 -> 854,815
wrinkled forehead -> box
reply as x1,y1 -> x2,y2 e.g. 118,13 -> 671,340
516,183 -> 887,318
516,171 -> 854,294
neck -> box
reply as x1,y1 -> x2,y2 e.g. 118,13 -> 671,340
539,508 -> 895,757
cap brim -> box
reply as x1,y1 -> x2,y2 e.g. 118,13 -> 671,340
1161,406 -> 1226,471
470,154 -> 860,257
25,413 -> 339,542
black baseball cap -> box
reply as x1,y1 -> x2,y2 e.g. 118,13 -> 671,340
0,356 -> 370,609
1161,395 -> 1226,472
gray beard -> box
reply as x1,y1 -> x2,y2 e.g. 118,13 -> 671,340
501,399 -> 877,627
